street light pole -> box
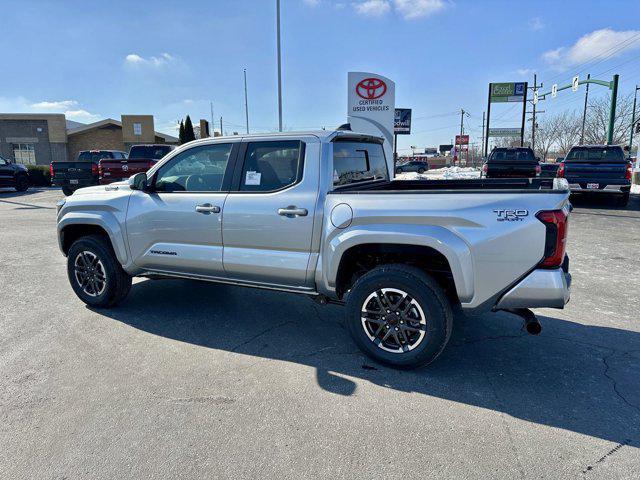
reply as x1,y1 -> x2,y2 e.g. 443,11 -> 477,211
580,74 -> 591,145
276,0 -> 283,132
628,85 -> 639,159
244,68 -> 249,134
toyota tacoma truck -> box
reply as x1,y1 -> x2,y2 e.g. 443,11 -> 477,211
99,144 -> 175,185
56,130 -> 572,368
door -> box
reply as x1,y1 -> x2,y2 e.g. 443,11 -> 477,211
222,138 -> 320,287
126,142 -> 237,276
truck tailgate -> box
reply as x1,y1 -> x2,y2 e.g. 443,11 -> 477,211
51,162 -> 94,180
564,162 -> 628,181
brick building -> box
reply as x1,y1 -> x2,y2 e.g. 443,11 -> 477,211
0,114 -> 178,166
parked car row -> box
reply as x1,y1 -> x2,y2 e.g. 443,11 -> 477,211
51,145 -> 175,195
480,145 -> 632,206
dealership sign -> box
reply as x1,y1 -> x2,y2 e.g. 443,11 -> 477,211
394,108 -> 412,134
455,134 -> 469,145
488,128 -> 521,137
348,72 -> 395,176
490,82 -> 526,103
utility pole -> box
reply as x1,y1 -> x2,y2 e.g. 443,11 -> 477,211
606,74 -> 619,145
210,102 -> 214,133
220,116 -> 223,136
243,68 -> 250,134
629,85 -> 640,159
580,74 -> 591,145
276,0 -> 283,132
480,111 -> 485,157
529,74 -> 542,152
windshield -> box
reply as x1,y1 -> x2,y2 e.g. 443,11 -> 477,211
565,146 -> 625,163
332,141 -> 388,187
489,149 -> 535,162
78,151 -> 112,162
129,145 -> 173,160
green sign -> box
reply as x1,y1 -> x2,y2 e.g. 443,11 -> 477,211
490,82 -> 526,103
488,128 -> 521,137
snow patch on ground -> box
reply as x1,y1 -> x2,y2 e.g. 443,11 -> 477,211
396,166 -> 481,181
631,184 -> 640,195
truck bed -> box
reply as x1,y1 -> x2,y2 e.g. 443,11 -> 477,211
333,177 -> 558,193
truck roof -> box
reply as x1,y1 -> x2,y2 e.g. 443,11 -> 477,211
180,129 -> 383,146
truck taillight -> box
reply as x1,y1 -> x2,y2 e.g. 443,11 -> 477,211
536,209 -> 569,268
49,163 -> 54,178
482,163 -> 488,173
626,162 -> 632,180
556,162 -> 565,178
92,163 -> 98,175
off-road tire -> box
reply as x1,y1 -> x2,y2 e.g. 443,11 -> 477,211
15,174 -> 29,192
345,264 -> 453,369
67,234 -> 132,308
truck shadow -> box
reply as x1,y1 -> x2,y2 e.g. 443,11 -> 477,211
570,192 -> 640,213
97,278 -> 640,446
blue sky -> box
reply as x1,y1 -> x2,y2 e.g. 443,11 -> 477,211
1,0 -> 639,152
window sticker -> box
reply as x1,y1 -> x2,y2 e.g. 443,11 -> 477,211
245,171 -> 261,185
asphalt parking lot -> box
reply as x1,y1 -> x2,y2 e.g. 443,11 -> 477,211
1,188 -> 639,479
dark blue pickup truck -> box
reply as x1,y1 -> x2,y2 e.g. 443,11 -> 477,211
557,145 -> 632,206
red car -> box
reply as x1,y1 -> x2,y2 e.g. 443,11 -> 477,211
99,144 -> 175,185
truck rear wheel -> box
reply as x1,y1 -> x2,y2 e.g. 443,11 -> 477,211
15,174 -> 29,192
67,234 -> 132,308
345,264 -> 453,369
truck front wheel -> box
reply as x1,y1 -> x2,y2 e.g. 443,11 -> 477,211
67,235 -> 132,308
345,265 -> 453,369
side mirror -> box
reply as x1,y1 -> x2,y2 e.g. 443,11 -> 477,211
129,172 -> 148,191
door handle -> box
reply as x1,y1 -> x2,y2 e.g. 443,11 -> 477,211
195,203 -> 221,214
278,206 -> 308,217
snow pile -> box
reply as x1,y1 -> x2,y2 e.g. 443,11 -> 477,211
396,166 -> 481,181
631,184 -> 640,195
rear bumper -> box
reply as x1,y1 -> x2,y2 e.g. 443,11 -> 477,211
51,178 -> 96,189
495,268 -> 571,310
568,182 -> 630,194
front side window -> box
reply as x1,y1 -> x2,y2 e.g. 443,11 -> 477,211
333,141 -> 388,187
155,143 -> 232,192
239,141 -> 303,192
0,155 -> 7,166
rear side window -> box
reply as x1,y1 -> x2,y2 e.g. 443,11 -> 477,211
490,149 -> 535,162
129,145 -> 173,160
239,141 -> 303,192
565,147 -> 625,162
78,151 -> 113,162
333,141 -> 388,186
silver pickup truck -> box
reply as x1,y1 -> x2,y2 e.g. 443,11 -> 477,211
57,130 -> 571,368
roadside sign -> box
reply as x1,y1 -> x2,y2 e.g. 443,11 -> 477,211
488,128 -> 521,137
552,84 -> 558,98
490,82 -> 526,103
455,134 -> 469,145
394,108 -> 412,134
439,144 -> 453,153
572,75 -> 579,92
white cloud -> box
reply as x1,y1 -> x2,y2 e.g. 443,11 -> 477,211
543,28 -> 640,68
64,109 -> 101,122
31,100 -> 78,110
125,52 -> 176,68
529,17 -> 544,31
302,0 -> 320,5
394,0 -> 446,20
0,96 -> 100,123
516,68 -> 533,77
354,0 -> 390,17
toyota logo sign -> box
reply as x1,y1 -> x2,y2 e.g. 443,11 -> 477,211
356,78 -> 387,100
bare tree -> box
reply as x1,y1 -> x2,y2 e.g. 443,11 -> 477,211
532,115 -> 561,161
583,93 -> 633,145
555,110 -> 582,154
